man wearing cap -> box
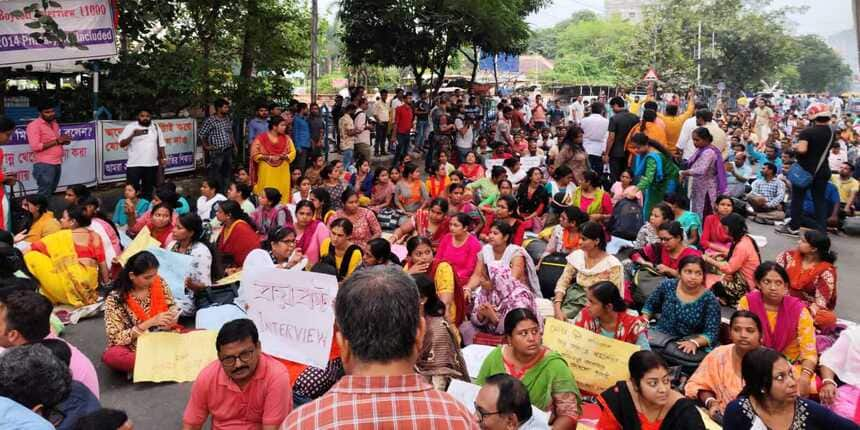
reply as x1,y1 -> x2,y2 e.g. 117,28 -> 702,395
26,101 -> 70,198
777,103 -> 834,236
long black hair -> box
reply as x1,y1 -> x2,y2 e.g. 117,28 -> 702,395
218,200 -> 257,231
367,238 -> 400,266
631,132 -> 674,160
176,213 -> 222,281
739,347 -> 785,403
722,213 -> 759,261
412,274 -> 445,318
589,281 -> 627,312
310,188 -> 332,218
113,251 -> 160,298
802,229 -> 837,264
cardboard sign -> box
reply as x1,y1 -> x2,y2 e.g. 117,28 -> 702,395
133,331 -> 218,383
145,246 -> 192,300
115,226 -> 161,266
240,268 -> 338,368
542,318 -> 640,394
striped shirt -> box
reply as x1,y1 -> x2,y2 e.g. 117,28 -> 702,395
282,374 -> 479,430
199,115 -> 234,151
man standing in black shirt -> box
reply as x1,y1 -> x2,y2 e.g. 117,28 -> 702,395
603,97 -> 640,183
777,103 -> 834,235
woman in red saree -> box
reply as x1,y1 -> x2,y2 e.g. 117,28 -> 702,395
250,116 -> 295,199
214,200 -> 259,270
776,229 -> 838,328
390,197 -> 450,248
458,151 -> 485,182
573,281 -> 649,349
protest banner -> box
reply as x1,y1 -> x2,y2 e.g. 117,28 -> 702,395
240,268 -> 338,368
145,246 -> 192,300
97,118 -> 197,183
520,155 -> 544,170
542,318 -> 641,394
0,0 -> 117,66
133,330 -> 218,383
4,122 -> 97,192
484,158 -> 504,171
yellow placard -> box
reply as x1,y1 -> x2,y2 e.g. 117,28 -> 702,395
133,330 -> 218,383
214,271 -> 242,286
117,226 -> 162,266
543,318 -> 641,394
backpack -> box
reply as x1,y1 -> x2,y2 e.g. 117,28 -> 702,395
608,198 -> 644,241
537,252 -> 567,300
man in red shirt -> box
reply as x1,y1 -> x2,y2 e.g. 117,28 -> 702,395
26,100 -> 70,198
183,319 -> 292,430
392,92 -> 415,168
283,267 -> 479,430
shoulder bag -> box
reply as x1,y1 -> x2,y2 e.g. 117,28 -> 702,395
786,128 -> 832,188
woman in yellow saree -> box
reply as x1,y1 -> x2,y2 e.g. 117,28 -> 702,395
25,205 -> 110,307
251,116 -> 296,199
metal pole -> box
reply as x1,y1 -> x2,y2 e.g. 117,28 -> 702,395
92,62 -> 100,121
697,21 -> 702,88
310,0 -> 319,103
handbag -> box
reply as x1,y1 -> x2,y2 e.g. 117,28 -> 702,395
648,329 -> 707,369
194,284 -> 240,310
6,181 -> 31,234
786,128 -> 832,188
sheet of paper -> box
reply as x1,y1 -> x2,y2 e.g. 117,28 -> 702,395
461,344 -> 495,380
241,267 -> 338,368
133,330 -> 218,383
447,379 -> 549,427
116,226 -> 162,266
195,304 -> 248,332
214,271 -> 243,286
542,318 -> 641,394
144,246 -> 192,299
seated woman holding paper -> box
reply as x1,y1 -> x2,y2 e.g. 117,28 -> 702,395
102,251 -> 180,373
167,213 -> 219,316
572,281 -> 649,350
262,226 -> 307,270
685,310 -> 763,422
641,255 -> 720,364
552,222 -> 624,321
460,221 -> 541,345
597,350 -> 706,429
294,200 -> 329,267
413,274 -> 469,391
25,205 -> 110,308
737,262 -> 819,397
214,200 -> 260,272
319,218 -> 362,282
476,308 -> 581,430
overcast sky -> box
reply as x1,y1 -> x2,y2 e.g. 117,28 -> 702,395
319,0 -> 854,38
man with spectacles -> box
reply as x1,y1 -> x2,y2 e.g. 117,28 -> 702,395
475,373 -> 544,429
182,319 -> 292,430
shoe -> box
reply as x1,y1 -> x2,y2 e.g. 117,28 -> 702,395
774,225 -> 799,237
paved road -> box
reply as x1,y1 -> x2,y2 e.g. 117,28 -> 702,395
56,186 -> 860,428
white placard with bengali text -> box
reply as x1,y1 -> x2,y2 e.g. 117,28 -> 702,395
240,267 -> 338,368
3,122 -> 97,192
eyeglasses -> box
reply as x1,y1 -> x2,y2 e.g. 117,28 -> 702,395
474,404 -> 502,422
220,348 -> 255,366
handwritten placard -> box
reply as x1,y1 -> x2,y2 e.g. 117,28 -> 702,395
116,226 -> 161,266
240,268 -> 338,368
542,318 -> 641,394
133,330 -> 218,383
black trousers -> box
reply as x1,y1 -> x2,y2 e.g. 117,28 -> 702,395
126,166 -> 158,200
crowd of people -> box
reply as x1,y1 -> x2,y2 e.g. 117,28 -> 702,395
0,83 -> 858,430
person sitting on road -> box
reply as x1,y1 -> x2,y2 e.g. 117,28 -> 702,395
572,281 -> 649,349
0,289 -> 100,399
632,203 -> 674,250
0,343 -> 72,429
475,373 -> 543,429
72,408 -> 134,430
182,319 -> 293,430
775,230 -> 839,329
685,310 -> 764,421
747,162 -> 785,221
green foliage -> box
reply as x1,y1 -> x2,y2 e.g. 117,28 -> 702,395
790,35 -> 853,94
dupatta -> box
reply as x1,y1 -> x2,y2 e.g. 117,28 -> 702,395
296,220 -> 321,254
688,144 -> 728,194
746,290 -> 805,353
249,132 -> 290,185
478,347 -> 579,412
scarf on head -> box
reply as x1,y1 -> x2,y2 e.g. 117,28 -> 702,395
746,290 -> 805,353
689,144 -> 727,195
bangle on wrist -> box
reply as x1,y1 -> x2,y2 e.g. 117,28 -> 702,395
704,397 -> 716,409
690,339 -> 700,348
822,378 -> 837,387
801,367 -> 815,377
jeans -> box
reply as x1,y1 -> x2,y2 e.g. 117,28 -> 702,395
608,155 -> 628,184
789,174 -> 829,232
588,154 -> 604,175
207,149 -> 234,192
33,162 -> 61,198
293,148 -> 310,172
374,122 -> 389,154
416,120 -> 430,150
341,149 -> 354,170
394,133 -> 411,167
126,166 -> 158,200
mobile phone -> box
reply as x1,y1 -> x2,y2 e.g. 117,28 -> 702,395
140,129 -> 149,135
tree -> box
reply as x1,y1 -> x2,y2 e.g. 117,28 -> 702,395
790,35 -> 853,93
338,0 -> 547,92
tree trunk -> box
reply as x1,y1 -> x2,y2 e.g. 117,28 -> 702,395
238,0 -> 257,80
411,65 -> 424,93
469,46 -> 479,86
